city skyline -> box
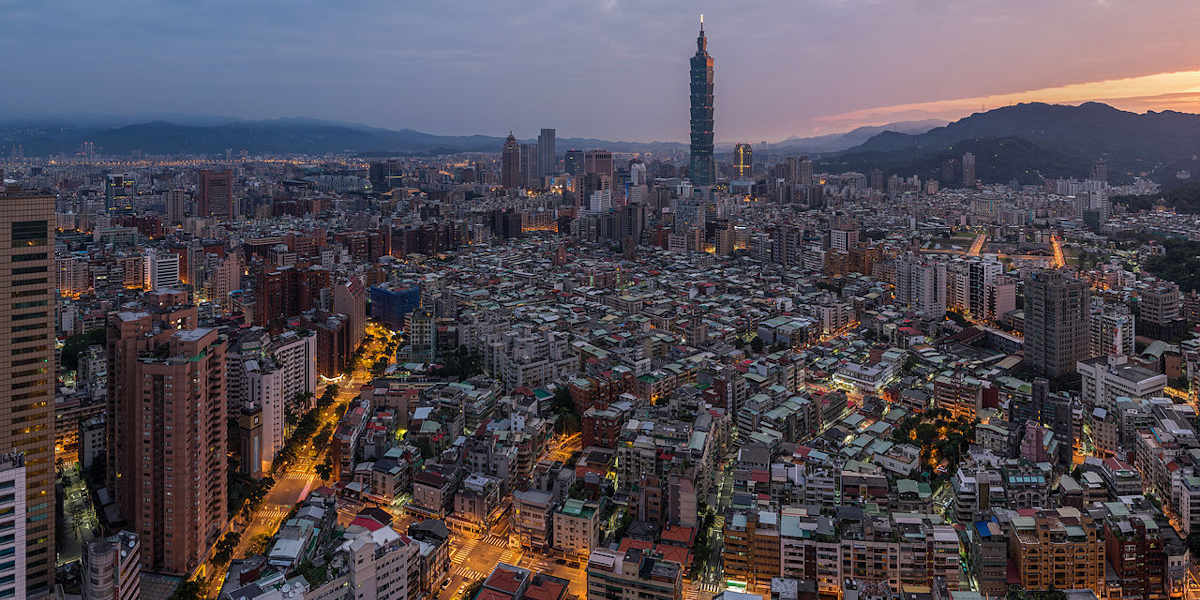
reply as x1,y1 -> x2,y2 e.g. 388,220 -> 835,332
4,1 -> 1200,141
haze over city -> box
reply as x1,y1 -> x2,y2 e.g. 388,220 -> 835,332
5,0 -> 1200,140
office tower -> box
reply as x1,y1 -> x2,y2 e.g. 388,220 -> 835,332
733,143 -> 752,178
962,152 -> 976,187
105,173 -> 135,212
82,531 -> 141,600
0,454 -> 26,599
629,161 -> 648,187
564,150 -> 584,175
1024,270 -> 1089,378
894,254 -> 947,320
501,133 -> 521,189
869,168 -> 883,191
142,248 -> 180,290
798,156 -> 813,186
0,184 -> 54,595
1090,159 -> 1108,183
784,157 -> 798,183
107,303 -> 228,575
537,128 -> 557,177
197,169 -> 234,218
584,150 -> 614,183
520,143 -> 538,189
688,15 -> 715,187
163,189 -> 187,225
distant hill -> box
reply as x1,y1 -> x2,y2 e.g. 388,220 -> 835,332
834,102 -> 1200,183
0,118 -> 687,157
767,119 -> 947,154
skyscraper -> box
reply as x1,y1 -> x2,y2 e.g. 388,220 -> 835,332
197,169 -> 234,219
1023,269 -> 1089,378
501,133 -> 521,189
564,150 -> 584,176
688,15 -> 715,187
733,143 -> 752,178
962,152 -> 976,188
537,128 -> 557,177
520,143 -> 538,189
0,184 -> 55,595
584,150 -> 614,186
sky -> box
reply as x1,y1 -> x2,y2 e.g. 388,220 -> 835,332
3,0 -> 1200,142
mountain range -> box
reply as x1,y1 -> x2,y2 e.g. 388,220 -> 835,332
0,117 -> 944,158
7,102 -> 1200,185
824,102 -> 1200,184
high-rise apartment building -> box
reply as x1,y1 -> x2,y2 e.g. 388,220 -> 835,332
164,189 -> 187,225
798,156 -> 813,186
733,144 -> 752,178
537,128 -> 557,177
82,530 -> 141,600
1088,300 -> 1135,359
197,169 -> 234,219
962,152 -> 976,187
688,17 -> 715,187
107,301 -> 228,575
1024,269 -> 1089,378
894,254 -> 947,320
0,184 -> 55,595
501,134 -> 522,189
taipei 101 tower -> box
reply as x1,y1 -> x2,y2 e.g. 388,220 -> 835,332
689,14 -> 715,187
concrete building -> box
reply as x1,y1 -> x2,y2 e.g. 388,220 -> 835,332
1010,508 -> 1105,596
587,547 -> 682,600
82,530 -> 141,600
0,454 -> 26,599
107,303 -> 228,575
1024,270 -> 1089,378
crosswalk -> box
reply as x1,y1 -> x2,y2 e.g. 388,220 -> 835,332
696,582 -> 724,593
480,534 -> 509,547
452,565 -> 488,581
450,539 -> 480,565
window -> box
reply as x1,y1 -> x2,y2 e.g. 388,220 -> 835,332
11,323 -> 46,333
11,311 -> 46,321
12,300 -> 46,309
11,289 -> 44,298
11,253 -> 45,262
12,277 -> 47,287
11,266 -> 46,275
11,220 -> 46,248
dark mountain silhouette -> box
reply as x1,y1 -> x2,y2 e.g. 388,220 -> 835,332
835,102 -> 1200,183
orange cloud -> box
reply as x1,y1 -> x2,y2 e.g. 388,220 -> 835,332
814,70 -> 1200,132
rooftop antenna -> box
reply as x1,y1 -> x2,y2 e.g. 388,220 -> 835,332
700,13 -> 704,31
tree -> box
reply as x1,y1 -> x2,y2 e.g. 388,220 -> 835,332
61,328 -> 106,371
167,580 -> 205,600
315,457 -> 334,481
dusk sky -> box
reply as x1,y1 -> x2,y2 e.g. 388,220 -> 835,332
5,0 -> 1200,142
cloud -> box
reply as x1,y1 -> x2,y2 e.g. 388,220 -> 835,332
810,70 -> 1200,133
